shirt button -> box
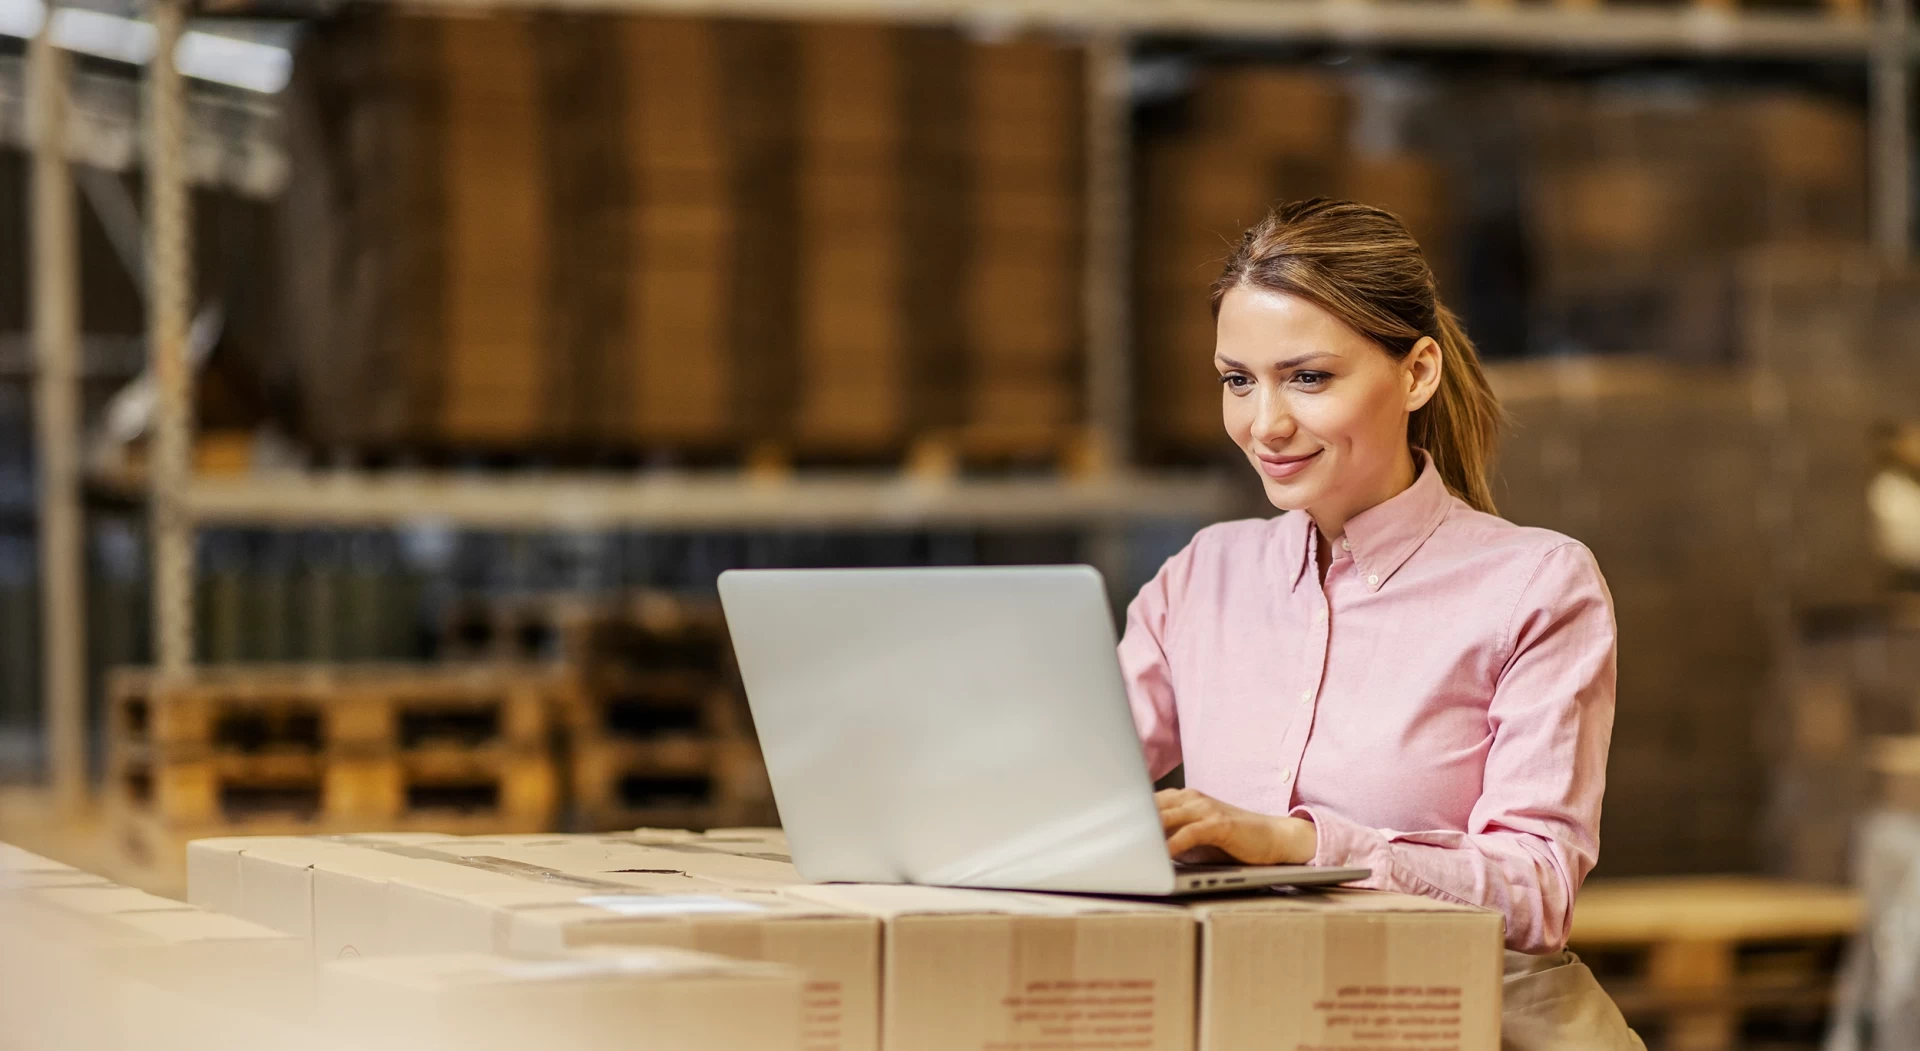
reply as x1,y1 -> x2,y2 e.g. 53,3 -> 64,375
1313,607 -> 1327,624
1366,573 -> 1379,587
1299,690 -> 1312,704
1279,769 -> 1293,783
1339,537 -> 1351,552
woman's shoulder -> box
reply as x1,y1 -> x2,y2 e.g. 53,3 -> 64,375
1437,501 -> 1606,584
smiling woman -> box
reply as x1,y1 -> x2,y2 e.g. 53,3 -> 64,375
1123,199 -> 1644,1049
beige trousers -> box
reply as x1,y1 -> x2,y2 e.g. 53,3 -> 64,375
1503,950 -> 1647,1051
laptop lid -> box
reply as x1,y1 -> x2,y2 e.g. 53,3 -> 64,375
717,565 -> 1182,896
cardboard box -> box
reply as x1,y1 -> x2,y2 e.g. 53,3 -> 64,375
0,843 -> 112,889
786,883 -> 1195,1051
379,856 -> 880,1051
193,835 -> 881,1051
1185,889 -> 1503,1051
321,947 -> 804,1051
1,881 -> 316,1051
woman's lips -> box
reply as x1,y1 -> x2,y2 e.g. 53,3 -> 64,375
1256,449 -> 1322,479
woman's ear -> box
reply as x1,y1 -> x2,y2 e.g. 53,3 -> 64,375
1405,336 -> 1442,412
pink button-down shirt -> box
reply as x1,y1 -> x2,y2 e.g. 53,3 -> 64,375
1121,450 -> 1617,953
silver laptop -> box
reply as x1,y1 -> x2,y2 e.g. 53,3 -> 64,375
716,565 -> 1369,897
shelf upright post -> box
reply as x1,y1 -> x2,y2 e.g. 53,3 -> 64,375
147,0 -> 195,675
1870,0 -> 1913,262
30,11 -> 88,809
1083,31 -> 1138,595
1083,30 -> 1133,475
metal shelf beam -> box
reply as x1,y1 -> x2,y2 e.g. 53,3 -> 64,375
314,0 -> 1889,59
177,471 -> 1246,530
146,0 -> 194,675
30,24 -> 86,811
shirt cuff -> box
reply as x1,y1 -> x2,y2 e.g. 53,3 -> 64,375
1290,804 -> 1387,872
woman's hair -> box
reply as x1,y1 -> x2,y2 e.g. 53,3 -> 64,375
1209,197 -> 1504,515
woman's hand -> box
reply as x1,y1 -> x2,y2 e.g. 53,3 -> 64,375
1155,788 -> 1318,865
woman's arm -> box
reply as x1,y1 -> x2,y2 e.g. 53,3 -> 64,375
1117,542 -> 1196,781
1292,541 -> 1617,954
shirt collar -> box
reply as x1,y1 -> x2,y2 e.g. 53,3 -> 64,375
1287,448 -> 1454,593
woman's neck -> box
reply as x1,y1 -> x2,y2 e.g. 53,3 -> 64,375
1310,446 -> 1421,553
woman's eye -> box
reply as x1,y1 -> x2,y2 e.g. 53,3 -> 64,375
1220,374 -> 1252,391
1292,372 -> 1329,389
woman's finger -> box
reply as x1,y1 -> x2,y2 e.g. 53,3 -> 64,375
1165,818 -> 1227,859
1158,799 -> 1214,833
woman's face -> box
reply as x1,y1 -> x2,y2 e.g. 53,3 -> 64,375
1215,285 -> 1439,522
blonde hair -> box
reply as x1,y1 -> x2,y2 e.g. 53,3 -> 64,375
1210,197 -> 1504,515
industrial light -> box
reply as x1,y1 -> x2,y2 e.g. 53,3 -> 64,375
0,0 -> 293,94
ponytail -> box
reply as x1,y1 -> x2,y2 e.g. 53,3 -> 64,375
1411,303 -> 1503,515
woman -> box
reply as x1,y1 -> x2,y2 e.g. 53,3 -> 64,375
1121,198 -> 1642,1048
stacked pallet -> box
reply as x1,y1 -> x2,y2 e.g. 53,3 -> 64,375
1134,66 -> 1455,462
1489,357 -> 1773,876
1134,72 -> 1869,463
439,591 -> 775,830
1570,878 -> 1863,1051
1765,600 -> 1920,882
283,12 -> 1087,470
1525,88 -> 1868,364
103,666 -> 565,877
1740,248 -> 1920,609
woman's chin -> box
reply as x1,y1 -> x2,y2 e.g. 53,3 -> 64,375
1259,476 -> 1316,512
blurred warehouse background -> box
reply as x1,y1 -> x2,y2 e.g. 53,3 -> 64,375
1,0 -> 1918,1044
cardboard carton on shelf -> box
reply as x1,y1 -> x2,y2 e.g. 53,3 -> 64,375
320,947 -> 805,1051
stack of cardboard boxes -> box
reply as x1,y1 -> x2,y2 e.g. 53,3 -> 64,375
1488,357 -> 1775,875
284,12 -> 1090,468
956,38 -> 1086,462
1,841 -> 809,1051
2,829 -> 1507,1050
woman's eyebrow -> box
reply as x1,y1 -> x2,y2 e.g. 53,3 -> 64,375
1214,353 -> 1332,371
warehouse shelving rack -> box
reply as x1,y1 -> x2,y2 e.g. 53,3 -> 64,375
24,0 -> 1918,807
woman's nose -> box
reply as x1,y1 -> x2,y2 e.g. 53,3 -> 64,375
1250,391 -> 1293,444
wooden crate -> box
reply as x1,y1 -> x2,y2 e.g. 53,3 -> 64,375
561,669 -> 745,741
1570,878 -> 1864,1051
106,744 -> 559,829
107,665 -> 563,754
571,736 -> 774,832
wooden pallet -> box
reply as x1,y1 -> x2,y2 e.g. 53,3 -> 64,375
571,736 -> 775,832
106,744 -> 559,828
108,665 -> 566,754
561,669 -> 747,741
1569,878 -> 1864,1051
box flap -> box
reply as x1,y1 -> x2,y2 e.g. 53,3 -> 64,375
1184,887 -> 1496,919
0,843 -> 76,873
783,883 -> 1179,918
32,884 -> 192,916
114,908 -> 296,944
327,947 -> 788,989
